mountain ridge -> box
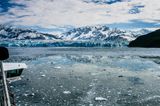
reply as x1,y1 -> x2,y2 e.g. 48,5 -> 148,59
0,25 -> 59,40
0,24 -> 151,47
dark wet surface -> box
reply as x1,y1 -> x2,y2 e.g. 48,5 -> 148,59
7,47 -> 160,106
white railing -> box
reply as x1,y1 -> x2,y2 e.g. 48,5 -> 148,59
0,62 -> 11,106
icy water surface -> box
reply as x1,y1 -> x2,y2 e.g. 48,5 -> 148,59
8,47 -> 160,106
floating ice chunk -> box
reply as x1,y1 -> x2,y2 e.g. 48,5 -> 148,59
50,62 -> 56,64
95,97 -> 107,101
89,84 -> 94,87
24,93 -> 28,97
31,93 -> 35,96
54,66 -> 61,69
89,104 -> 93,106
41,74 -> 46,77
142,95 -> 160,101
60,85 -> 63,88
117,92 -> 121,95
91,73 -> 97,76
10,86 -> 14,88
63,91 -> 71,94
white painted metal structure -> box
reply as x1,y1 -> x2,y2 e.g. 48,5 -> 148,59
3,63 -> 27,72
0,62 -> 11,106
0,62 -> 27,106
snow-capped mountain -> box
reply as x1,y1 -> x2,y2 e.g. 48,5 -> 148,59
0,25 -> 59,40
60,25 -> 150,47
0,24 -> 150,47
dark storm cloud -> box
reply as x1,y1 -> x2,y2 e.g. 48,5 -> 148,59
0,0 -> 26,13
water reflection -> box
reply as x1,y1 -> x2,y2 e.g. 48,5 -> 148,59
9,48 -> 160,106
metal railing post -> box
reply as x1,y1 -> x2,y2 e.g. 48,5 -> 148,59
0,62 -> 11,106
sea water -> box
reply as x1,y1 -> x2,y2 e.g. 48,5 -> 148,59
8,47 -> 160,106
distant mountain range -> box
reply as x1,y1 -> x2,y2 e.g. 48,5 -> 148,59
0,24 -> 151,47
0,25 -> 59,40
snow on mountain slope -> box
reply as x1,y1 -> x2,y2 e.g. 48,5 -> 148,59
0,25 -> 59,40
60,25 -> 150,47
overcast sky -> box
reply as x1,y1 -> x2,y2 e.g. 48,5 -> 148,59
0,0 -> 160,32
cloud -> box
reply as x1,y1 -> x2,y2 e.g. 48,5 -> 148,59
83,0 -> 131,4
106,19 -> 160,29
128,4 -> 145,14
0,0 -> 26,13
0,0 -> 159,30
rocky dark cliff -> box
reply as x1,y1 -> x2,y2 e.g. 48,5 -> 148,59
129,29 -> 160,47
